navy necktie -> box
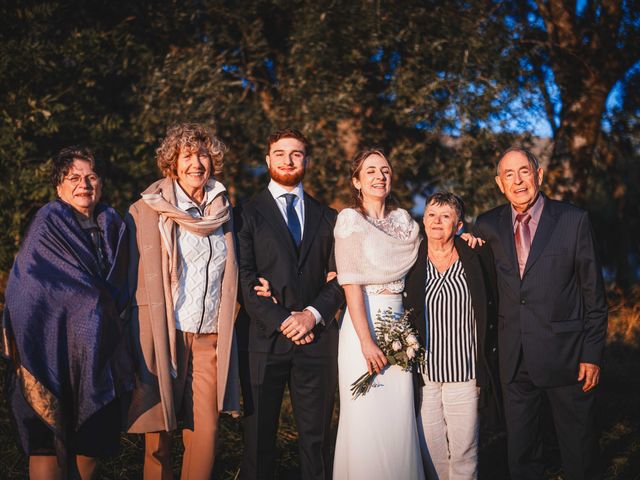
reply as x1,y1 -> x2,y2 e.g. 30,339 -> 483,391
283,193 -> 302,247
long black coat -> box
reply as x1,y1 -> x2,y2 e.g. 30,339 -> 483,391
404,234 -> 501,421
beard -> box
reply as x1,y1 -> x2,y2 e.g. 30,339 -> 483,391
269,166 -> 305,187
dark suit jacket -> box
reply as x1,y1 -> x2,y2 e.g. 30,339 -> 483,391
475,195 -> 608,387
235,188 -> 344,356
404,235 -> 501,420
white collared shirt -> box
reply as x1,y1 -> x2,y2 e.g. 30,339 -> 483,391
266,180 -> 322,325
267,180 -> 305,238
172,180 -> 227,333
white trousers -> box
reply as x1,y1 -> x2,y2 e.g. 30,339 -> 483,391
417,376 -> 479,480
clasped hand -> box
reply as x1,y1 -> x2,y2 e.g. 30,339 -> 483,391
281,311 -> 316,344
254,276 -> 321,345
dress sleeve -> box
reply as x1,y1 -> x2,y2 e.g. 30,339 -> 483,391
334,209 -> 362,285
334,208 -> 364,239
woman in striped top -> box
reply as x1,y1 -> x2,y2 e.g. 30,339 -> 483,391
404,192 -> 501,480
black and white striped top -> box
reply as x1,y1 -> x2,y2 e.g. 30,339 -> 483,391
425,258 -> 477,382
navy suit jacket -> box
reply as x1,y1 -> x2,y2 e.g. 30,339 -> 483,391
235,188 -> 344,356
475,195 -> 608,387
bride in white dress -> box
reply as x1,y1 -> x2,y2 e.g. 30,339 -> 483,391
333,149 -> 424,479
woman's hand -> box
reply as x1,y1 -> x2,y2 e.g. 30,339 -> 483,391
361,338 -> 388,375
343,284 -> 387,375
254,277 -> 277,303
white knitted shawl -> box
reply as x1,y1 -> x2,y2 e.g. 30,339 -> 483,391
334,208 -> 421,286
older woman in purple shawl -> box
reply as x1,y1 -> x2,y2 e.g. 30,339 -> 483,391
1,146 -> 131,479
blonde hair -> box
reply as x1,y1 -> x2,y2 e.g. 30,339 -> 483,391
156,123 -> 226,178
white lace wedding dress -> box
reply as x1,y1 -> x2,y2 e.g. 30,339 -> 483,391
333,209 -> 424,480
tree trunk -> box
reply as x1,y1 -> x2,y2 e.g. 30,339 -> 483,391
546,76 -> 611,202
534,0 -> 634,204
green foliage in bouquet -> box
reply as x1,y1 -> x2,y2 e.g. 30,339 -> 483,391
350,307 -> 426,399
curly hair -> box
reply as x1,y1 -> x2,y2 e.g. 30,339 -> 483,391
156,123 -> 226,178
350,148 -> 397,214
266,128 -> 311,157
50,145 -> 99,188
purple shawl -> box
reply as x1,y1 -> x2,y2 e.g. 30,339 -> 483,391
2,200 -> 132,454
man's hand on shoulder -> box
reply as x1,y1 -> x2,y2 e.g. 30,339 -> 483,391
281,310 -> 316,343
459,232 -> 485,249
578,362 -> 600,392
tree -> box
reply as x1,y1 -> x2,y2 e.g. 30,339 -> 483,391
0,1 -> 187,269
594,68 -> 640,288
137,0 -> 526,213
2,0 -> 638,287
496,0 -> 640,287
515,0 -> 640,201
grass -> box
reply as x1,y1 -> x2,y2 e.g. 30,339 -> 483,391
1,286 -> 639,479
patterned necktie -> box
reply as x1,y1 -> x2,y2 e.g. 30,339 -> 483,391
515,212 -> 531,278
283,193 -> 302,247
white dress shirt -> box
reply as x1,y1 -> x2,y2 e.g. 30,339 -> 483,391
267,180 -> 323,325
267,180 -> 305,237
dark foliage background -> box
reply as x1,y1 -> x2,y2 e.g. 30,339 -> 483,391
1,0 -> 638,286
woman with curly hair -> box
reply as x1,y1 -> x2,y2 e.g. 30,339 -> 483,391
126,123 -> 240,479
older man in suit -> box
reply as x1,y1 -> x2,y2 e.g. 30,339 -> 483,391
236,128 -> 344,480
474,147 -> 608,480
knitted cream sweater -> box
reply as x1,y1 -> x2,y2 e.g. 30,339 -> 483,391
334,208 -> 421,286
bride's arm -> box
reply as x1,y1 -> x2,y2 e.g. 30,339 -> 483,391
343,284 -> 388,375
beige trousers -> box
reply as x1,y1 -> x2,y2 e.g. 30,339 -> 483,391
417,375 -> 479,480
144,332 -> 219,480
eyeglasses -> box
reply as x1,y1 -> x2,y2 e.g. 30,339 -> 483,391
64,174 -> 100,186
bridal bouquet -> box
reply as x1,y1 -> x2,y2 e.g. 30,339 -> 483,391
350,307 -> 426,399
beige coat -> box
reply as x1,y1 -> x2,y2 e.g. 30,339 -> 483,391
126,179 -> 240,433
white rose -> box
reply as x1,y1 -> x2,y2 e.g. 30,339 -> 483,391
392,340 -> 402,351
407,347 -> 416,359
406,334 -> 418,347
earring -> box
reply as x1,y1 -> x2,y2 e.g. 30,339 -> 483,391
356,188 -> 362,200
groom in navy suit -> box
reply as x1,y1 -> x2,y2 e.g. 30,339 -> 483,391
235,128 -> 344,480
475,147 -> 607,479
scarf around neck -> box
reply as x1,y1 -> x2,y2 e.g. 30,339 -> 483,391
139,177 -> 232,375
142,178 -> 230,236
